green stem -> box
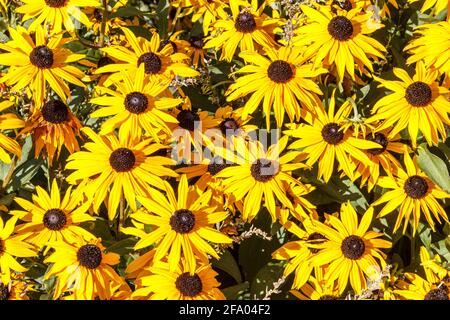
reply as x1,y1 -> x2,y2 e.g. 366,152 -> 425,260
98,0 -> 108,48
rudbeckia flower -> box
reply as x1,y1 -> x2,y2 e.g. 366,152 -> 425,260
367,61 -> 450,147
65,127 -> 178,220
0,26 -> 86,107
307,202 -> 392,294
15,0 -> 100,34
372,152 -> 449,235
44,237 -> 124,299
123,175 -> 232,273
0,100 -> 24,164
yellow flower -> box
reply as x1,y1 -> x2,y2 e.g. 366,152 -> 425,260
0,216 -> 36,284
11,179 -> 95,249
20,99 -> 82,164
0,26 -> 86,107
65,127 -> 178,220
96,27 -> 199,86
307,202 -> 392,294
226,47 -> 326,129
286,91 -> 382,182
214,136 -> 308,222
45,237 -> 124,300
123,175 -> 232,273
367,61 -> 450,147
204,0 -> 279,61
90,65 -> 182,141
132,259 -> 225,300
394,247 -> 449,300
16,0 -> 100,35
0,100 -> 24,164
372,152 -> 449,235
294,5 -> 386,81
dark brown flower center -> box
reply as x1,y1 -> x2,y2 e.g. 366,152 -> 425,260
405,81 -> 432,107
177,110 -> 200,131
0,284 -> 10,300
159,39 -> 178,53
319,295 -> 339,300
327,16 -> 354,41
341,235 -> 365,259
207,156 -> 231,175
42,100 -> 69,124
189,36 -> 204,49
267,60 -> 294,83
44,0 -> 66,7
219,118 -> 240,135
321,123 -> 344,144
175,272 -> 203,297
170,209 -> 196,233
43,209 -> 67,231
251,158 -> 279,182
125,92 -> 148,114
367,133 -> 388,155
97,56 -> 114,68
30,45 -> 54,69
331,0 -> 353,12
307,232 -> 327,254
93,8 -> 103,22
235,12 -> 257,33
404,175 -> 428,199
77,244 -> 102,269
109,148 -> 136,172
137,52 -> 162,74
424,287 -> 449,300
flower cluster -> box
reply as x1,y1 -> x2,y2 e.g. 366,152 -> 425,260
0,0 -> 449,300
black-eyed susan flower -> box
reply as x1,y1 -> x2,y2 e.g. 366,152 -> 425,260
308,203 -> 392,294
90,65 -> 182,141
271,182 -> 317,224
405,21 -> 450,82
123,175 -> 232,273
44,237 -> 124,299
0,26 -> 86,107
0,100 -> 24,164
0,274 -> 30,300
213,135 -> 308,222
11,179 -> 95,249
367,62 -> 450,147
372,152 -> 449,235
203,0 -> 279,61
0,216 -> 36,284
352,128 -> 407,192
394,247 -> 449,300
226,47 -> 326,128
65,127 -> 178,220
286,92 -> 382,183
15,0 -> 100,35
291,275 -> 341,300
185,35 -> 206,67
96,27 -> 199,86
294,5 -> 386,81
272,220 -> 327,289
84,0 -> 128,35
132,259 -> 225,300
20,99 -> 82,164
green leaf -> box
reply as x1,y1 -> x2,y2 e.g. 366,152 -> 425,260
222,282 -> 249,300
250,264 -> 284,299
109,6 -> 155,19
155,0 -> 170,38
212,250 -> 242,284
417,145 -> 450,193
